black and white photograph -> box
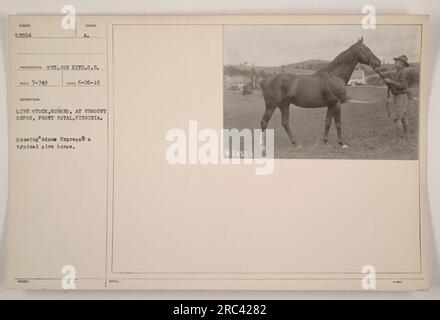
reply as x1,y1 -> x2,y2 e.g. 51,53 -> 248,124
0,3 -> 437,300
223,25 -> 422,159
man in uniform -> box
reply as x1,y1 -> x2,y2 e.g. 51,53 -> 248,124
384,55 -> 410,141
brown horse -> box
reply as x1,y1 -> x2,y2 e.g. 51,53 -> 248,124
260,37 -> 381,148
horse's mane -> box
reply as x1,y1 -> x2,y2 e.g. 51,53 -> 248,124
317,43 -> 358,74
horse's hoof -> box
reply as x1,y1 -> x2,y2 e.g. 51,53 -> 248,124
323,139 -> 328,145
341,144 -> 349,149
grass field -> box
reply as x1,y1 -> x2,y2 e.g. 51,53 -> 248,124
223,86 -> 418,159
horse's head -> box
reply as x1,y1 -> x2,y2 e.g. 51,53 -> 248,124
354,37 -> 381,69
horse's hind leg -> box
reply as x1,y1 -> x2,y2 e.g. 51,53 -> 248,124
323,106 -> 334,144
280,103 -> 296,144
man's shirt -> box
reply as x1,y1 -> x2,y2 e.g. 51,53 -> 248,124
389,67 -> 409,95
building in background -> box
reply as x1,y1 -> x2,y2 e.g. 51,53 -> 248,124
224,75 -> 251,90
348,68 -> 366,86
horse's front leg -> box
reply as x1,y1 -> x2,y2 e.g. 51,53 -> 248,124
333,101 -> 348,149
323,106 -> 334,144
260,103 -> 276,156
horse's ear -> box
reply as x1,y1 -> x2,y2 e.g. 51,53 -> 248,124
358,36 -> 363,44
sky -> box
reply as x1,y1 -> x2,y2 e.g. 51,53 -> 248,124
224,25 -> 422,66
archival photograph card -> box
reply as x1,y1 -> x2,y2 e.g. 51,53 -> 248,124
6,15 -> 430,290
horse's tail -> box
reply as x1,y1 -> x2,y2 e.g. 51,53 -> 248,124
259,77 -> 270,92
